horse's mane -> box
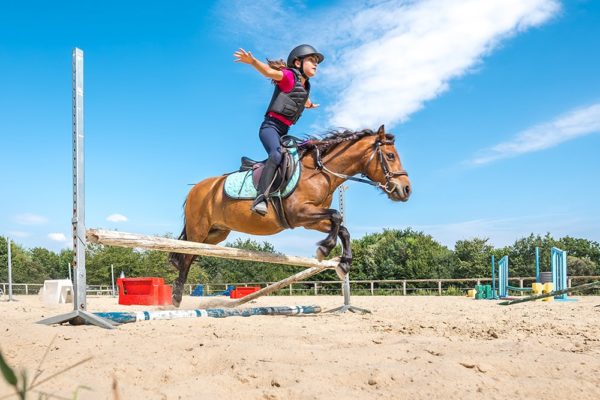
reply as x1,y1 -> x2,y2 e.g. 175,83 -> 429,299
295,128 -> 395,158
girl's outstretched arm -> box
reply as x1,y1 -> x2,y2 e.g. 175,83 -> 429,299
234,48 -> 284,81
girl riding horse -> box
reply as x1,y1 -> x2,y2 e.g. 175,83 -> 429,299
234,44 -> 324,216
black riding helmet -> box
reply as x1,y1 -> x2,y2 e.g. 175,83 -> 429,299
287,44 -> 324,79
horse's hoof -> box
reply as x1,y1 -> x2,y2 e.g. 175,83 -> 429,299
316,246 -> 327,261
335,261 -> 350,280
172,279 -> 183,307
172,296 -> 181,308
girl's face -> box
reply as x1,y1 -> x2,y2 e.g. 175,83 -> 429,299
296,55 -> 319,78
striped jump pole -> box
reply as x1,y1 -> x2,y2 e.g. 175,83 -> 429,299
93,305 -> 321,325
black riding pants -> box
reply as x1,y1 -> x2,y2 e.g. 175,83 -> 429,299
259,117 -> 290,165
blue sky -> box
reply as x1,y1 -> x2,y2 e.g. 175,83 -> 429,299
1,0 -> 599,256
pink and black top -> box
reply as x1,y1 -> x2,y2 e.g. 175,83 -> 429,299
265,68 -> 310,126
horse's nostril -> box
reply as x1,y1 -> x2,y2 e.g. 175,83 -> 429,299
404,186 -> 411,196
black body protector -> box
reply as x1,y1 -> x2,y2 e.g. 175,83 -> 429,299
265,68 -> 310,124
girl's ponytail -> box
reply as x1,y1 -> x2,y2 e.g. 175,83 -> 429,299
267,58 -> 287,84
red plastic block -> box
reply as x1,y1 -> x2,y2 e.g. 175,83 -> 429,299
230,286 -> 261,299
116,277 -> 172,305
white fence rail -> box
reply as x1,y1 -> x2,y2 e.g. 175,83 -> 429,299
4,276 -> 600,297
0,283 -> 115,296
185,276 -> 599,296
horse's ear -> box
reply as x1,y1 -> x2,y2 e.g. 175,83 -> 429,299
377,124 -> 385,140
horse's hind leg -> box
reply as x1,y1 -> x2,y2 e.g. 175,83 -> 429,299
171,226 -> 231,308
172,253 -> 197,307
171,221 -> 209,307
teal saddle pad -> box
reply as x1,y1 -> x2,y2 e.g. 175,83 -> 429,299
224,147 -> 301,199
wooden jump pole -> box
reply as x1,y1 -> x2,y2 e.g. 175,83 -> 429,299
498,280 -> 600,306
87,229 -> 339,270
87,229 -> 339,307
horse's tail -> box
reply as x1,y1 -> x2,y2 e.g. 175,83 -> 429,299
169,199 -> 188,271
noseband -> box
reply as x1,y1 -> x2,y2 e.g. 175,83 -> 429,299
314,138 -> 408,193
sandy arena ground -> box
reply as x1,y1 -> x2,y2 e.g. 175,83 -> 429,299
1,294 -> 600,399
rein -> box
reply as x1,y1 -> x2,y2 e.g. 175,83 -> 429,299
313,139 -> 408,193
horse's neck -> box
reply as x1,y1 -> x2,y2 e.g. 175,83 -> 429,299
311,139 -> 371,188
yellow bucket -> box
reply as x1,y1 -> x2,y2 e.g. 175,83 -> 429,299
542,282 -> 554,302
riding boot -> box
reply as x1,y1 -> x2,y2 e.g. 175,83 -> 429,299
251,159 -> 279,216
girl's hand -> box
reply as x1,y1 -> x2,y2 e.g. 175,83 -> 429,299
305,99 -> 320,109
234,48 -> 254,64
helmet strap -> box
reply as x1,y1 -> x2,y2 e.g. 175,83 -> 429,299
298,58 -> 310,80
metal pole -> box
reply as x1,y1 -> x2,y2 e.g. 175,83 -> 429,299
325,185 -> 369,314
535,247 -> 540,283
68,262 -> 72,281
338,185 -> 351,304
8,238 -> 13,301
38,48 -> 113,328
491,255 -> 495,297
111,264 -> 115,297
72,48 -> 87,313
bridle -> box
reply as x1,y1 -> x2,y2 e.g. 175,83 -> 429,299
313,138 -> 408,193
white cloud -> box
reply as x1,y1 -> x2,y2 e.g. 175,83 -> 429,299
107,214 -> 128,223
48,233 -> 68,242
324,0 -> 560,129
14,213 -> 48,225
7,231 -> 30,238
469,103 -> 600,165
221,0 -> 559,130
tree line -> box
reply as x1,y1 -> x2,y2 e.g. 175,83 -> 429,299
1,229 -> 599,286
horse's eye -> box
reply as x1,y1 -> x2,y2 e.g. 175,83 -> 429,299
386,152 -> 395,160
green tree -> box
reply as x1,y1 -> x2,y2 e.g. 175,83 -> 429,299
558,236 -> 600,274
566,255 -> 596,276
194,238 -> 296,284
453,238 -> 494,278
29,247 -> 61,279
86,243 -> 144,285
339,228 -> 455,280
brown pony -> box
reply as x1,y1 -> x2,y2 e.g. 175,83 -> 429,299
169,125 -> 411,307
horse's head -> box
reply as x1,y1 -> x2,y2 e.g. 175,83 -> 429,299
361,125 -> 411,202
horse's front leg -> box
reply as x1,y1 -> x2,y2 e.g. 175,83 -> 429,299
315,209 -> 343,260
337,225 -> 352,276
290,207 -> 343,260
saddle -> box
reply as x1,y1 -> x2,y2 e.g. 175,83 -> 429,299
238,151 -> 295,194
223,145 -> 301,201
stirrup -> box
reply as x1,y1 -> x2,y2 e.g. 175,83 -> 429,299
251,195 -> 268,216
